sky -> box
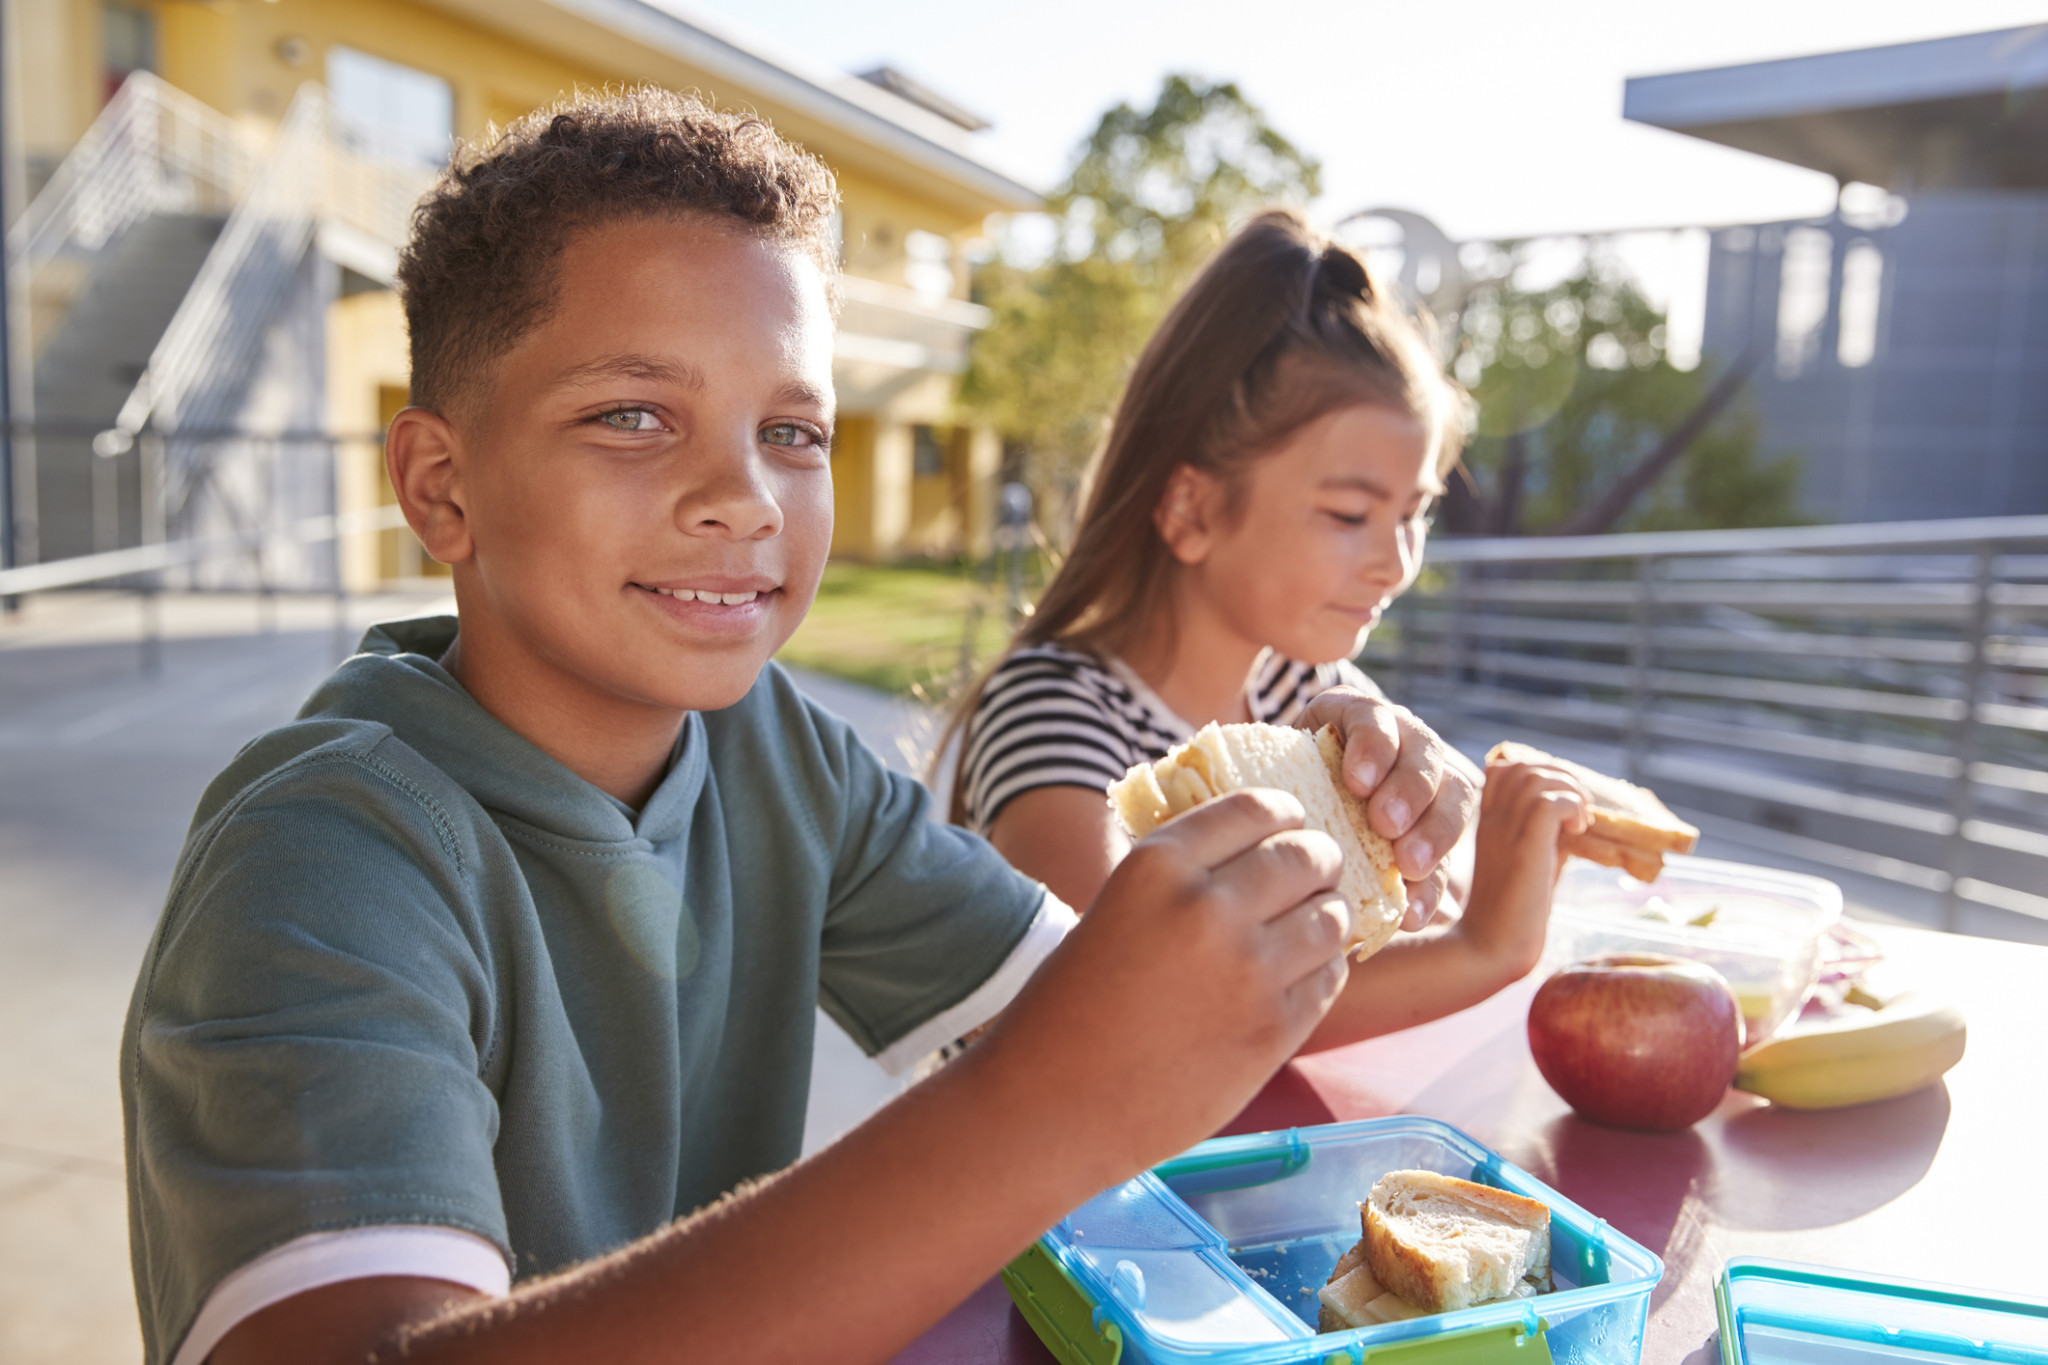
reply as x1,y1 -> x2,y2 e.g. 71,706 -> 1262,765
686,0 -> 2048,243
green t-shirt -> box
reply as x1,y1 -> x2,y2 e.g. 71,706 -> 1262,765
121,617 -> 1045,1364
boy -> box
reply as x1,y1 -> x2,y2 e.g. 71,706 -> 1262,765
122,91 -> 1554,1365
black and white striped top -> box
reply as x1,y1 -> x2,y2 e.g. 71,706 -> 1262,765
959,642 -> 1378,833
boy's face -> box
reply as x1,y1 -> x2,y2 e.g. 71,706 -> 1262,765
448,215 -> 835,716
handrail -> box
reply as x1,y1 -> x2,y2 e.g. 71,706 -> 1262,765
0,502 -> 408,596
109,84 -> 328,442
1426,514 -> 2048,563
1371,520 -> 2048,933
9,72 -> 252,271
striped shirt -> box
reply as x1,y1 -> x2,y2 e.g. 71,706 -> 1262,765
960,642 -> 1379,833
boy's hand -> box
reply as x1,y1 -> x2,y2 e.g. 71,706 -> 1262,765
991,789 -> 1351,1178
1297,689 -> 1479,930
1458,755 -> 1591,977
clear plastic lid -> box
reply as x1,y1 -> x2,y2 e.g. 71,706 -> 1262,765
1716,1258 -> 2048,1365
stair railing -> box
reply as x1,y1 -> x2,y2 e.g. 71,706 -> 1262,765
92,84 -> 435,550
10,71 -> 252,313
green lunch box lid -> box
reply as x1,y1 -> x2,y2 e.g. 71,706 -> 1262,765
1003,1115 -> 1665,1365
1716,1257 -> 2048,1364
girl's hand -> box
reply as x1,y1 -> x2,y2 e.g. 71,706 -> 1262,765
1296,688 -> 1480,929
1459,755 -> 1591,976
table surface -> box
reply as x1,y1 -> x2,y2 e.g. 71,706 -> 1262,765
890,922 -> 2048,1365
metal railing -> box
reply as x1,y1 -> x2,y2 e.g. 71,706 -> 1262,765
9,72 -> 251,284
1364,515 -> 2048,929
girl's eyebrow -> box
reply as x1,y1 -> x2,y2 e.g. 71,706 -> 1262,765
1320,473 -> 1448,499
1320,474 -> 1392,496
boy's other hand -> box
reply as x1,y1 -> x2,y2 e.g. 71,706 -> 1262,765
1297,689 -> 1479,930
988,789 -> 1350,1178
1458,755 -> 1591,978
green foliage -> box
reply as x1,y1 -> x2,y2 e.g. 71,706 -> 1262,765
961,76 -> 1320,504
1450,244 -> 1807,533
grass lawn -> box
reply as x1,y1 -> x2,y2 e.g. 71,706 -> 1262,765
776,559 -> 1021,697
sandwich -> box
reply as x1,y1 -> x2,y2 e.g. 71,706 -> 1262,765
1487,741 -> 1698,882
1317,1169 -> 1552,1332
1107,722 -> 1406,961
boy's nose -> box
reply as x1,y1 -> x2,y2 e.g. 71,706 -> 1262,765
681,445 -> 783,541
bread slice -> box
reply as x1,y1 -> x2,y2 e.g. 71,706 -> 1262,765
1316,1254 -> 1385,1332
1107,722 -> 1406,960
1486,741 -> 1698,882
1362,1170 -> 1551,1314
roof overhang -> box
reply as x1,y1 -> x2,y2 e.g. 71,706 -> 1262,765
413,0 -> 1043,218
1623,25 -> 2048,190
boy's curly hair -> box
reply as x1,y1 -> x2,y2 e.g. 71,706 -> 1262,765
397,87 -> 839,416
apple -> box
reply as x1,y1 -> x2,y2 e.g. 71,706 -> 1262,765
1527,952 -> 1743,1131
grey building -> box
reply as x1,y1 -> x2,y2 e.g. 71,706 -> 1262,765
1626,25 -> 2048,523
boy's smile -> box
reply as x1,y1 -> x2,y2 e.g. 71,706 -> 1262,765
387,214 -> 838,803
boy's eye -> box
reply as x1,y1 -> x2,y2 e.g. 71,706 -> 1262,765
597,407 -> 663,432
762,422 -> 826,449
1326,509 -> 1368,528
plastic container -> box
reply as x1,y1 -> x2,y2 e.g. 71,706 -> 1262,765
1716,1257 -> 2048,1364
1549,854 -> 1843,1041
1003,1116 -> 1663,1365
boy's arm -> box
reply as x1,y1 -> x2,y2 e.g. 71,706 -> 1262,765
1299,757 -> 1590,1052
213,792 -> 1353,1365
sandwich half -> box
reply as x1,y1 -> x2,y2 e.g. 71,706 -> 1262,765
1486,741 -> 1698,882
1107,722 -> 1406,961
1362,1169 -> 1551,1315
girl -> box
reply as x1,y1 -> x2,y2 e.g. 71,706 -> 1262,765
951,209 -> 1589,1044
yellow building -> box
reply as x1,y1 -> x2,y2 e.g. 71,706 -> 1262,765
8,0 -> 1037,586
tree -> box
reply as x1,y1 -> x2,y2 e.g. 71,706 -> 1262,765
960,76 -> 1320,516
1443,243 -> 1805,535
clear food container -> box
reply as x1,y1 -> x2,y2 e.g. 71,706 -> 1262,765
1003,1116 -> 1664,1365
1716,1257 -> 2048,1364
1549,854 -> 1844,1043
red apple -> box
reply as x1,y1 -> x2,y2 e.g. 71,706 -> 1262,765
1527,952 -> 1743,1131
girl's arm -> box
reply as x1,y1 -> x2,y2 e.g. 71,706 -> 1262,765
988,785 -> 1130,912
1300,757 -> 1589,1051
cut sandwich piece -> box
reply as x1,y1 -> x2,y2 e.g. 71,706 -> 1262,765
1316,1254 -> 1385,1333
1362,1169 -> 1551,1314
1487,741 -> 1698,883
1107,721 -> 1406,961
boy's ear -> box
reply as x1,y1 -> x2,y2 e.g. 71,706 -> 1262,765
1154,464 -> 1221,566
386,407 -> 472,566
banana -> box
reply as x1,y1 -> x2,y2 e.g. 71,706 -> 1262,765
1734,991 -> 1966,1110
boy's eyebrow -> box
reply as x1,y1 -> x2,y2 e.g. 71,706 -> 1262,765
771,379 -> 833,412
546,353 -> 704,392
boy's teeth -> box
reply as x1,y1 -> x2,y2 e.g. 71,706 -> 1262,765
654,587 -> 758,604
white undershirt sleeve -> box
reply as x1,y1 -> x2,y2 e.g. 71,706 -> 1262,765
872,891 -> 1077,1076
170,1225 -> 510,1365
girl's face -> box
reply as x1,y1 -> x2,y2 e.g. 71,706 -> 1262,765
1159,403 -> 1440,665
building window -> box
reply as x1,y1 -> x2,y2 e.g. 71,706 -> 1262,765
1774,226 -> 1833,379
905,230 -> 953,302
913,425 -> 947,478
328,47 -> 454,169
102,2 -> 155,103
1836,241 -> 1883,369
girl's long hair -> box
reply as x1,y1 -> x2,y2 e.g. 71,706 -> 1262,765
941,208 -> 1464,825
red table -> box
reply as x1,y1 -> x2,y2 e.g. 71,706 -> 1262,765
892,923 -> 2048,1364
